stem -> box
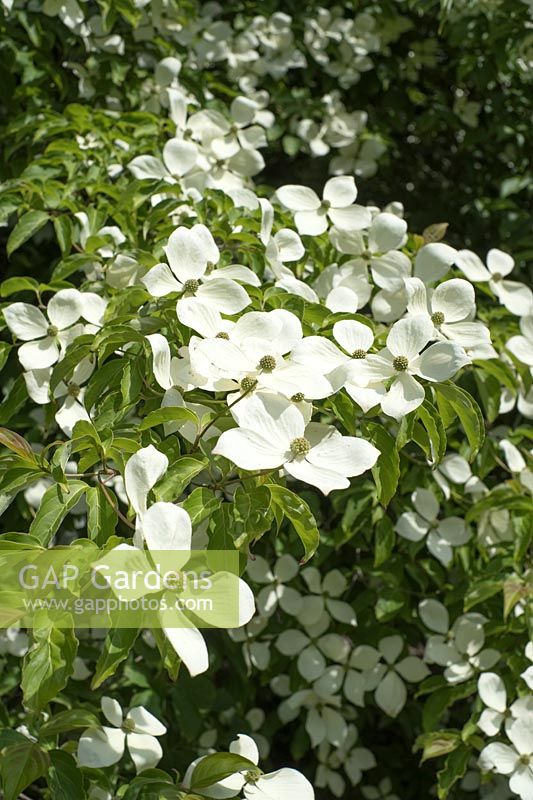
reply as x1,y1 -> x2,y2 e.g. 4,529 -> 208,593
97,474 -> 136,531
192,385 -> 255,450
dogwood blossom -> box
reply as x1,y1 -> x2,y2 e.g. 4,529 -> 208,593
456,248 -> 533,316
77,696 -> 166,772
276,177 -> 371,235
213,393 -> 379,494
352,315 -> 470,420
395,487 -> 472,565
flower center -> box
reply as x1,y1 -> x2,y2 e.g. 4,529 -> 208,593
67,383 -> 80,398
431,311 -> 445,326
290,437 -> 311,457
122,719 -> 135,734
183,279 -> 200,294
259,354 -> 276,372
393,355 -> 409,371
520,754 -> 531,766
291,392 -> 305,402
321,199 -> 331,210
491,272 -> 502,282
47,325 -> 59,336
216,331 -> 230,339
361,250 -> 372,260
352,349 -> 367,359
240,376 -> 257,392
205,261 -> 214,274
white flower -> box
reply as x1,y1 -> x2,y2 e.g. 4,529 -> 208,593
275,614 -> 350,682
193,310 -> 333,399
329,212 -> 408,277
124,444 -> 169,517
349,635 -> 430,718
423,611 -> 500,684
246,553 -> 303,617
77,696 -> 166,773
142,223 -> 251,316
316,726 -> 376,795
3,291 -> 86,371
477,672 -> 531,736
353,315 -> 470,421
455,248 -> 533,317
479,718 -> 533,800
395,487 -> 471,565
413,243 -> 457,285
278,688 -> 348,748
507,316 -> 533,366
213,392 -> 379,495
299,566 -> 357,626
313,260 -> 372,312
405,276 -> 495,356
129,136 -> 199,181
183,734 -> 314,799
276,176 -> 371,235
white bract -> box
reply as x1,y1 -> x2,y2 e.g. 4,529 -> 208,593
77,696 -> 166,772
142,223 -> 251,316
213,393 -> 380,494
395,487 -> 471,565
479,718 -> 533,800
352,315 -> 470,420
456,248 -> 533,317
276,176 -> 371,235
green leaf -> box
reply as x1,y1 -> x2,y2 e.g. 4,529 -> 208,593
267,484 -> 319,563
190,752 -> 260,790
0,740 -> 50,800
437,744 -> 470,799
0,276 -> 39,297
40,709 -> 100,737
0,374 -> 28,424
91,627 -> 139,689
48,750 -> 86,800
434,383 -> 485,460
374,516 -> 395,567
21,626 -> 78,712
181,487 -> 221,527
138,406 -> 198,430
416,730 -> 461,763
86,485 -> 118,545
417,400 -> 447,464
0,467 -> 45,516
53,216 -> 73,255
0,342 -> 11,373
7,210 -> 50,257
363,422 -> 399,506
154,456 -> 208,501
29,480 -> 89,545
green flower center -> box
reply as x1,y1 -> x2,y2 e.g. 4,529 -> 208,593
491,272 -> 502,282
216,331 -> 230,339
122,719 -> 136,734
47,325 -> 59,336
393,355 -> 409,372
431,311 -> 445,326
361,250 -> 372,260
321,199 -> 331,210
290,437 -> 311,457
183,279 -> 200,294
67,383 -> 80,398
352,349 -> 367,359
259,355 -> 276,372
240,376 -> 257,392
291,392 -> 305,402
